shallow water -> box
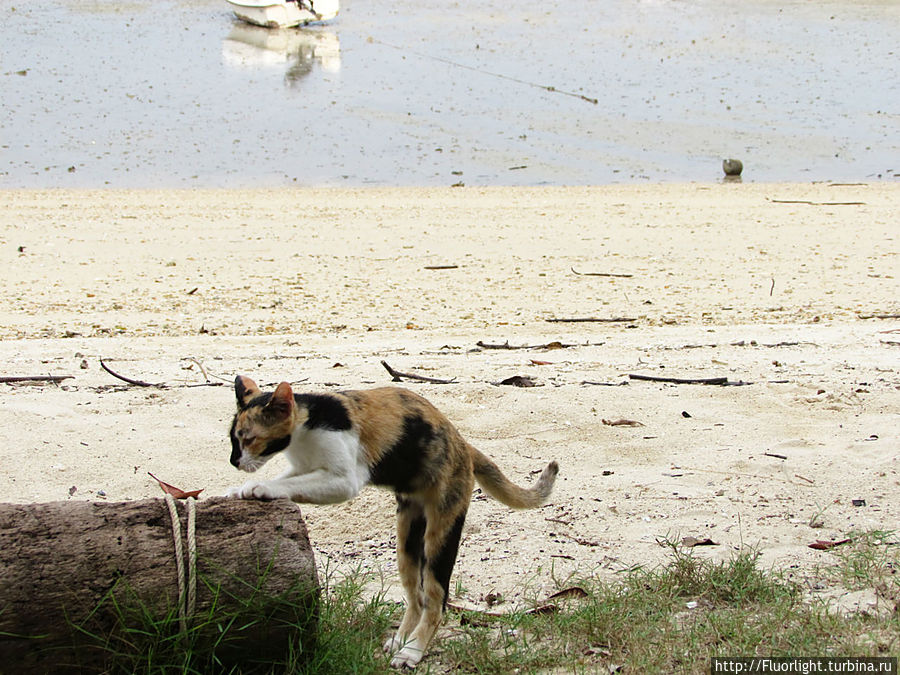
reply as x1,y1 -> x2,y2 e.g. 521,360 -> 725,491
1,0 -> 898,187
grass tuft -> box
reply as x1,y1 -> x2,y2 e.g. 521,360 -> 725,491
56,564 -> 397,674
431,537 -> 899,674
36,531 -> 899,673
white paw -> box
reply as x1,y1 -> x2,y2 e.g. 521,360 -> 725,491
224,483 -> 245,498
225,480 -> 286,500
390,644 -> 423,669
383,634 -> 404,654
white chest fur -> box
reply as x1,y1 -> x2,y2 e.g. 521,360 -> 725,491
227,428 -> 371,503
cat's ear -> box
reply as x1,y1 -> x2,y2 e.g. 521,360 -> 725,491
265,382 -> 294,418
235,375 -> 261,408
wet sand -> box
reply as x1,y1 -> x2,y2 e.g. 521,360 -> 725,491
2,0 -> 899,187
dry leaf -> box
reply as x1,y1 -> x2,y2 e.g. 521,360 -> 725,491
529,359 -> 553,366
498,375 -> 539,387
681,536 -> 718,548
602,418 -> 644,427
525,603 -> 559,615
148,472 -> 203,499
547,586 -> 589,600
808,538 -> 852,551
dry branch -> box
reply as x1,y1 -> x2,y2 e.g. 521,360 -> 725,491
380,360 -> 456,384
547,317 -> 636,323
628,373 -> 751,386
476,340 -> 574,350
768,198 -> 866,206
571,267 -> 633,278
0,375 -> 73,384
100,358 -> 163,387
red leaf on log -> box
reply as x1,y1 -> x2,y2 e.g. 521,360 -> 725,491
148,472 -> 204,499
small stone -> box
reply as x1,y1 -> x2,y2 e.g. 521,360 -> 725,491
723,158 -> 743,176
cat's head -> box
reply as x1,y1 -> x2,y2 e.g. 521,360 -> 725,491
229,376 -> 296,472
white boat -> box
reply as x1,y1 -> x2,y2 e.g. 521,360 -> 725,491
226,0 -> 339,28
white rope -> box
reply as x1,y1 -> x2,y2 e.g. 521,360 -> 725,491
186,497 -> 197,618
164,493 -> 198,633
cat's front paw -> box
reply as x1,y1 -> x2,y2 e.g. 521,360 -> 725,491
390,644 -> 424,669
225,480 -> 287,501
383,634 -> 404,654
384,634 -> 423,668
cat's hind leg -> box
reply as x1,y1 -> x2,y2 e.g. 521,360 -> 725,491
390,501 -> 467,669
384,496 -> 426,657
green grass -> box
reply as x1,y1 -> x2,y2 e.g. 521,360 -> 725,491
428,535 -> 899,674
53,564 -> 396,674
39,532 -> 899,674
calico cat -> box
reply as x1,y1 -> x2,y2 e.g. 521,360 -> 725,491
226,375 -> 559,668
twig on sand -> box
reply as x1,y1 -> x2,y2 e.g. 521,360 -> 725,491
0,375 -> 73,384
768,198 -> 866,206
628,373 -> 751,386
100,359 -> 164,388
547,317 -> 636,324
380,360 -> 456,384
476,340 -> 576,351
571,267 -> 633,278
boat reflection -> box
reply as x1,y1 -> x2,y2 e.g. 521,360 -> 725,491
222,23 -> 340,86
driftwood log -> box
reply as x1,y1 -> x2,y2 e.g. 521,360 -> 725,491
0,497 -> 319,672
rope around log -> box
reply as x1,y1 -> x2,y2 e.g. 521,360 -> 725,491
164,493 -> 197,632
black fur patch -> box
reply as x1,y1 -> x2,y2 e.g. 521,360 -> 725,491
439,478 -> 468,514
261,434 -> 291,457
430,513 -> 466,607
229,417 -> 241,467
241,392 -> 352,431
234,376 -> 253,407
370,414 -> 436,492
296,394 -> 353,431
401,509 -> 427,563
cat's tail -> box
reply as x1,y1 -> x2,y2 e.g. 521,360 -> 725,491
471,449 -> 559,509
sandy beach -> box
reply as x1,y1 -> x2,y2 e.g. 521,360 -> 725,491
1,183 -> 898,613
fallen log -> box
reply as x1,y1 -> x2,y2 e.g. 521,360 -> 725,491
0,497 -> 319,672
